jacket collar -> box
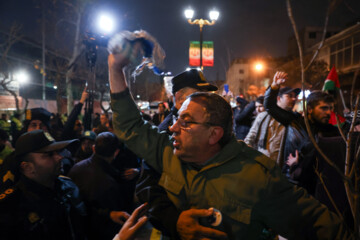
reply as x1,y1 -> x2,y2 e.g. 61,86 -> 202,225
194,137 -> 244,173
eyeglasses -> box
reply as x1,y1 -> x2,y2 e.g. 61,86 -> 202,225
175,118 -> 216,130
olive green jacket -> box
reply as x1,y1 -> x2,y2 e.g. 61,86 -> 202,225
111,89 -> 352,240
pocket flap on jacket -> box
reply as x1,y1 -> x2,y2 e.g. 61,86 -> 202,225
221,202 -> 252,225
159,173 -> 184,195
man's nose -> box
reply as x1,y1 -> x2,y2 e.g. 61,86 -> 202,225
54,152 -> 63,161
169,120 -> 180,133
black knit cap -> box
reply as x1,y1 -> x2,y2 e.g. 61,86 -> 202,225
171,69 -> 218,94
14,130 -> 78,158
25,108 -> 52,129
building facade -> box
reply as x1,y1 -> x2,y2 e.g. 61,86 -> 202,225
226,58 -> 273,99
309,22 -> 360,105
287,26 -> 341,57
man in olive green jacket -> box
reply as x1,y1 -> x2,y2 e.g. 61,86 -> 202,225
107,48 -> 353,239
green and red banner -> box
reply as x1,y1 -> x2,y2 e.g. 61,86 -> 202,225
189,41 -> 214,67
202,41 -> 214,67
189,41 -> 200,66
323,66 -> 340,91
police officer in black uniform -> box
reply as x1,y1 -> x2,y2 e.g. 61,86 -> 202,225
0,130 -> 87,240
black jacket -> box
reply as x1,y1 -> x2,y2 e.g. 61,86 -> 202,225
233,101 -> 256,140
69,154 -> 136,240
152,111 -> 169,126
61,103 -> 84,141
158,107 -> 177,134
0,175 -> 87,240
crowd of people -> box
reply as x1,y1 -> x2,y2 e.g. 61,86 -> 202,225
0,44 -> 359,240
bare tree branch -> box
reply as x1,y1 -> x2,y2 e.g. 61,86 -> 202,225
348,94 -> 360,179
336,114 -> 347,142
350,69 -> 359,112
286,0 -> 347,182
286,0 -> 358,229
315,168 -> 344,222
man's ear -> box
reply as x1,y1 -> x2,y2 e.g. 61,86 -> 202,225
113,149 -> 120,158
209,126 -> 224,145
20,161 -> 34,175
92,145 -> 96,154
307,106 -> 313,114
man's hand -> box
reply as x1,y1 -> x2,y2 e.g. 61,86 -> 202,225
286,150 -> 299,167
108,41 -> 144,93
79,86 -> 89,104
176,209 -> 228,240
271,71 -> 288,89
114,203 -> 148,240
122,168 -> 140,181
110,211 -> 130,225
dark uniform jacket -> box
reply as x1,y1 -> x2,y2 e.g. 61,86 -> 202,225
0,175 -> 87,240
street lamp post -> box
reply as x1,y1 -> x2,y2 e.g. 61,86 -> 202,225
254,63 -> 264,88
185,9 -> 219,70
253,61 -> 275,90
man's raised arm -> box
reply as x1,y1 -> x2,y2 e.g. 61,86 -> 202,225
108,54 -> 129,93
107,45 -> 169,173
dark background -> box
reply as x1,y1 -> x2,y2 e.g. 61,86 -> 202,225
1,0 -> 359,81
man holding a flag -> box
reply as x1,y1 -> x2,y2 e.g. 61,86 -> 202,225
264,72 -> 339,195
265,71 -> 354,228
322,66 -> 348,127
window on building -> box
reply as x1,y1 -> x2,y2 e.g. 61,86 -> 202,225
336,41 -> 343,50
354,32 -> 360,44
329,33 -> 360,69
330,44 -> 336,52
239,69 -> 244,74
344,48 -> 351,67
338,51 -> 344,68
330,54 -> 336,67
345,38 -> 351,47
354,45 -> 360,65
309,32 -> 317,39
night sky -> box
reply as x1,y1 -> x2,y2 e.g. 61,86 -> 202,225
1,0 -> 359,81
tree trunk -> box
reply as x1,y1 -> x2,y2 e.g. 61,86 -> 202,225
66,71 -> 73,114
66,10 -> 82,114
